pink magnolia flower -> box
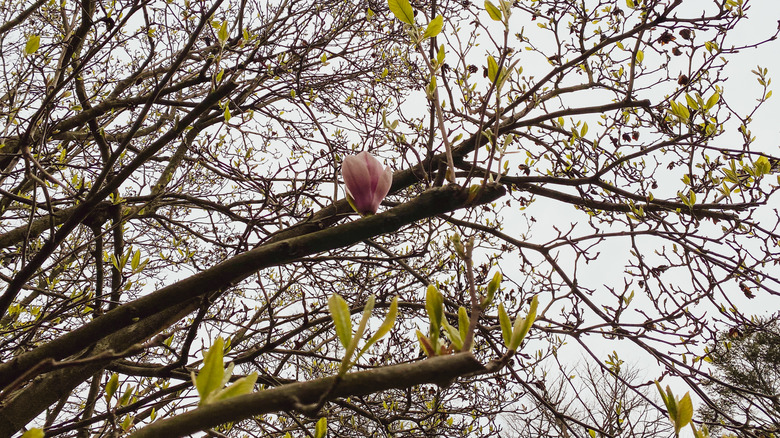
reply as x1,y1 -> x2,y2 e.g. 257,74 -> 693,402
342,151 -> 393,216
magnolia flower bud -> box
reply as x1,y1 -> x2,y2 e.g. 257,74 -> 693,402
341,151 -> 393,216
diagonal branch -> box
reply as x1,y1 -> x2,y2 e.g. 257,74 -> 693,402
128,354 -> 486,438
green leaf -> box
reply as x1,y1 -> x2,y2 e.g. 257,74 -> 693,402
704,92 -> 719,110
329,293 -> 352,349
426,75 -> 437,98
487,55 -> 499,84
484,0 -> 502,21
21,428 -> 44,438
194,337 -> 225,404
635,50 -> 644,63
436,44 -> 445,64
425,284 -> 443,330
458,306 -> 469,342
314,416 -> 328,438
219,362 -> 235,390
119,385 -> 134,407
422,14 -> 443,39
213,372 -> 258,402
588,430 -> 596,438
131,250 -> 140,271
218,21 -> 229,46
510,295 -> 538,350
685,93 -> 698,110
498,303 -> 512,347
105,373 -> 119,403
224,105 -> 231,122
656,383 -> 678,424
675,392 -> 693,432
669,100 -> 690,122
356,295 -> 376,340
482,271 -> 502,308
442,318 -> 463,350
25,35 -> 40,55
755,156 -> 771,175
388,0 -> 415,25
359,296 -> 398,358
691,423 -> 710,438
120,415 -> 134,431
626,0 -> 635,8
344,295 -> 376,366
416,329 -> 435,357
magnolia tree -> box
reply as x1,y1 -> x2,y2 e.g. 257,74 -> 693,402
0,0 -> 778,436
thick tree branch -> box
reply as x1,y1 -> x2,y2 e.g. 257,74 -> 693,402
0,184 -> 505,435
129,354 -> 486,438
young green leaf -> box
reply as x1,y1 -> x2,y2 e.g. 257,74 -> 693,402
675,392 -> 693,432
690,423 -> 710,438
426,75 -> 437,98
219,362 -> 235,390
705,91 -> 719,110
458,306 -> 469,342
450,234 -> 466,258
482,271 -> 502,308
105,373 -> 119,403
436,44 -> 445,64
487,55 -> 499,84
119,385 -> 134,407
498,303 -> 512,347
25,35 -> 40,55
425,284 -> 443,330
755,156 -> 772,175
213,372 -> 258,402
510,295 -> 538,350
218,21 -> 229,46
120,415 -> 135,431
416,329 -> 435,357
666,386 -> 678,420
685,93 -> 698,111
314,416 -> 328,438
355,295 -> 376,342
359,295 -> 398,358
509,316 -> 527,351
655,381 -> 677,430
422,14 -> 443,39
131,250 -> 140,271
194,337 -> 226,404
484,0 -> 502,21
442,318 -> 463,350
388,0 -> 415,25
21,429 -> 44,438
345,295 -> 376,363
329,293 -> 353,349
